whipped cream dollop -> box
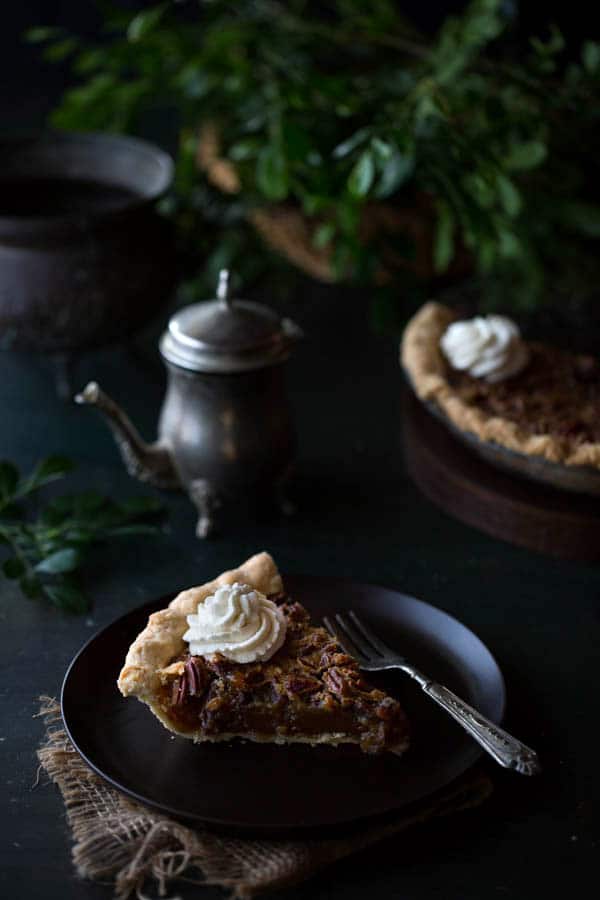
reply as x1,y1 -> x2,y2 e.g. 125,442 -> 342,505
440,314 -> 529,383
183,582 -> 286,664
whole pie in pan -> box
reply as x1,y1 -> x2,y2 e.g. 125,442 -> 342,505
401,301 -> 600,469
118,552 -> 410,755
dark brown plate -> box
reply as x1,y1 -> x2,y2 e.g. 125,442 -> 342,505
403,368 -> 600,497
61,575 -> 505,834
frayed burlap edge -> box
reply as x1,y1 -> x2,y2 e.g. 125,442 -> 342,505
36,697 -> 492,899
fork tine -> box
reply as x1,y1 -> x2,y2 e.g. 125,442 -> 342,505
347,611 -> 391,656
323,615 -> 368,664
335,613 -> 381,660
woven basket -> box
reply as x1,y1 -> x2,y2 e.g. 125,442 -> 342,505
196,124 -> 469,285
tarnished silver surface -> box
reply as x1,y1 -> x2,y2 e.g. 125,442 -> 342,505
324,610 -> 541,775
74,382 -> 180,490
159,268 -> 302,373
75,270 -> 302,537
0,132 -> 175,358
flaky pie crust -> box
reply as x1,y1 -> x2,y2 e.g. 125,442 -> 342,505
117,551 -> 283,733
401,301 -> 600,469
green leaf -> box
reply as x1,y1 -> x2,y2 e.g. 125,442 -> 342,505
507,141 -> 547,171
73,48 -> 107,75
465,173 -> 494,208
375,152 -> 414,199
0,462 -> 19,499
127,3 -> 167,42
40,498 -> 73,526
45,580 -> 88,613
176,64 -> 212,100
256,144 -> 288,201
228,138 -> 261,162
415,93 -> 443,125
3,557 -> 25,579
313,222 -> 336,249
371,138 -> 393,162
302,195 -> 327,216
24,26 -> 62,43
499,230 -> 522,259
282,121 -> 312,163
530,25 -> 565,60
348,151 -> 375,198
434,202 -> 455,273
35,547 -> 81,575
332,128 -> 370,159
43,38 -> 78,62
496,175 -> 522,217
582,42 -> 600,74
1,451 -> 165,611
26,456 -> 74,491
62,528 -> 95,545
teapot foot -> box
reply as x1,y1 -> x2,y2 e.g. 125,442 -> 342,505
196,516 -> 213,539
189,479 -> 219,539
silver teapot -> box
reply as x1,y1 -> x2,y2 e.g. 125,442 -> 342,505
75,270 -> 302,537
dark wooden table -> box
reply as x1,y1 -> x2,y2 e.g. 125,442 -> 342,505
0,286 -> 595,899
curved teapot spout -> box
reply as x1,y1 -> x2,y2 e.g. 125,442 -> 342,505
75,382 -> 180,490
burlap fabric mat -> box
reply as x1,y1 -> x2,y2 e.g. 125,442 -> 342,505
36,697 -> 493,899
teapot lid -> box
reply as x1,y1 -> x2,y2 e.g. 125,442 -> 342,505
159,270 -> 301,373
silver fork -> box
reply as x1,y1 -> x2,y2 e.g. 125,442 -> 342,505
323,611 -> 540,775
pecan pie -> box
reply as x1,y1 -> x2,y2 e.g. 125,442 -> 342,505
118,553 -> 410,755
401,302 -> 600,468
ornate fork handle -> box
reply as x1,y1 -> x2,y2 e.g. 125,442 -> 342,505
418,679 -> 540,775
325,611 -> 540,775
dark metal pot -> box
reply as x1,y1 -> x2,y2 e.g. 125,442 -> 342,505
0,131 -> 175,356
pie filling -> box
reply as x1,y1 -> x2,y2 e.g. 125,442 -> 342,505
448,343 -> 600,449
157,596 -> 409,754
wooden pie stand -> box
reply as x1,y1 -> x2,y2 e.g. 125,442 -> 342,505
402,388 -> 600,561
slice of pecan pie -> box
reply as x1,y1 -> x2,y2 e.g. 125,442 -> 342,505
118,552 -> 409,755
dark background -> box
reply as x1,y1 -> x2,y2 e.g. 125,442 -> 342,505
1,4 -> 598,900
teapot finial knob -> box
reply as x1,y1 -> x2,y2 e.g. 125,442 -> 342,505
217,269 -> 232,308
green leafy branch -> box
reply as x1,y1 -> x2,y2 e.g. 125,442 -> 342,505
0,457 -> 165,612
26,0 -> 600,319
